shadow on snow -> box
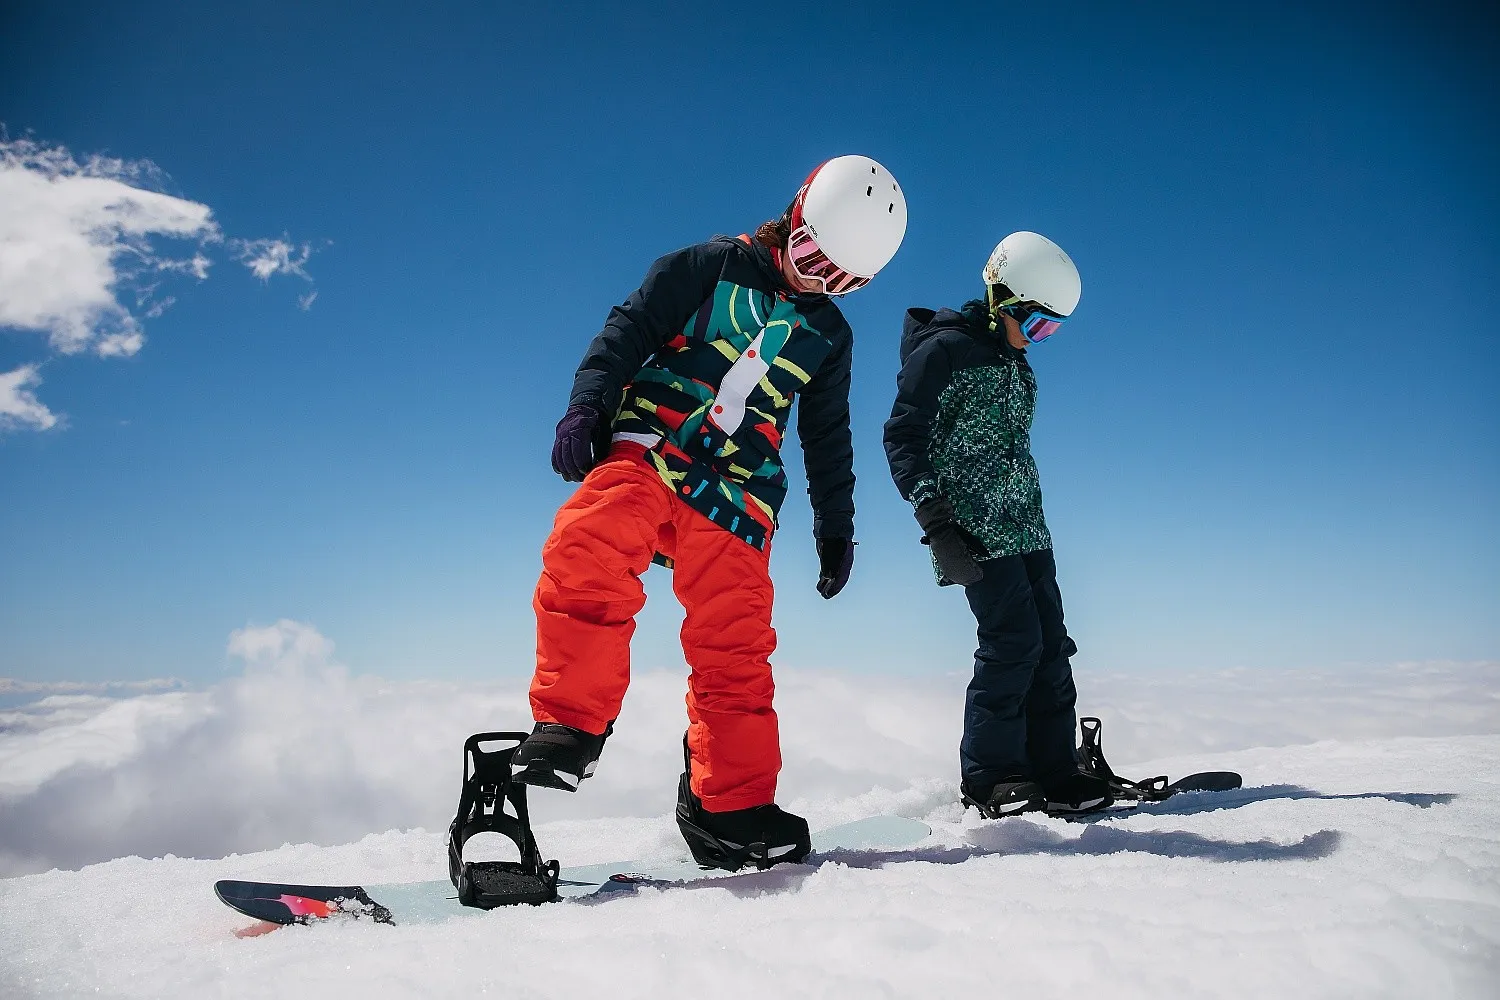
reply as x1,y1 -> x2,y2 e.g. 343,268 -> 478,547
578,785 -> 1456,904
1106,785 -> 1457,820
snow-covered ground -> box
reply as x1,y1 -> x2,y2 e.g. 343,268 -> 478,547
2,736 -> 1496,998
2,628 -> 1497,997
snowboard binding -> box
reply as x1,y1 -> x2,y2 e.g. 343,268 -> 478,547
1078,717 -> 1243,802
1078,717 -> 1171,801
447,732 -> 560,907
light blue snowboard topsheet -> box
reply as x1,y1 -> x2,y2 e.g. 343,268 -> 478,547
366,815 -> 931,923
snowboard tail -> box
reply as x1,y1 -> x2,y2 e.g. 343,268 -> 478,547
214,880 -> 393,925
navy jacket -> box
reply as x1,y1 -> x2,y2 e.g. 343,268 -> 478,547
884,303 -> 1052,566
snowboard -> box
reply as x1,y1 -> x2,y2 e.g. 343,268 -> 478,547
216,815 -> 931,930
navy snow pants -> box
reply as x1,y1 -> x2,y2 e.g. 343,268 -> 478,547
960,549 -> 1079,791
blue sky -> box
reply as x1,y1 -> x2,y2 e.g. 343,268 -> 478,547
1,1 -> 1496,686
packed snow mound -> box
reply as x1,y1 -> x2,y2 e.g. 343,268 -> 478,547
3,734 -> 1497,999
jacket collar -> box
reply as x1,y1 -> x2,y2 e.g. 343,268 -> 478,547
725,233 -> 826,301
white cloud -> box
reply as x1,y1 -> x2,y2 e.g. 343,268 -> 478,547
0,131 -> 324,432
0,619 -> 1494,878
226,618 -> 336,667
0,137 -> 218,357
230,236 -> 316,283
0,364 -> 59,430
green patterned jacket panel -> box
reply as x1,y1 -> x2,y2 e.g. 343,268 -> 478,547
884,303 -> 1051,581
929,362 -> 1052,560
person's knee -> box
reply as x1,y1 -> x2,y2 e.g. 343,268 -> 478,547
976,612 -> 1043,669
691,665 -> 775,711
1038,633 -> 1077,666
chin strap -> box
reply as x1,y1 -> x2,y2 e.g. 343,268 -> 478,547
447,732 -> 560,907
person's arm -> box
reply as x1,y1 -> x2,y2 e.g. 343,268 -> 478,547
883,334 -> 981,585
796,325 -> 855,540
883,334 -> 956,508
552,243 -> 726,481
569,243 -> 726,414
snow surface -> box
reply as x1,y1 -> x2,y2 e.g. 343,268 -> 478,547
2,637 -> 1497,997
2,736 -> 1497,998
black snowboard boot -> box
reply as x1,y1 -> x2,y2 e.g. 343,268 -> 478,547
674,742 -> 810,871
510,721 -> 612,791
961,777 -> 1046,818
1042,771 -> 1114,814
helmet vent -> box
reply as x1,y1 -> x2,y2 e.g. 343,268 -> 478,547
866,186 -> 873,196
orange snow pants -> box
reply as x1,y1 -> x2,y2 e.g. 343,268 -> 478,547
530,444 -> 780,812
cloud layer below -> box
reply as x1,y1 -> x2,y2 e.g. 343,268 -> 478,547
0,619 -> 1494,877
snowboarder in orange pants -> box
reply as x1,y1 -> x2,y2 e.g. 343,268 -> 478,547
512,156 -> 908,870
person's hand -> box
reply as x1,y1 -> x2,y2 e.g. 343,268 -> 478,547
550,403 -> 603,482
914,498 -> 982,586
815,537 -> 855,599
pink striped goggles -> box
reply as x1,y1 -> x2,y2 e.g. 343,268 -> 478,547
786,225 -> 871,296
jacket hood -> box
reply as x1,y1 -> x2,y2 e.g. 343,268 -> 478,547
900,302 -> 1016,364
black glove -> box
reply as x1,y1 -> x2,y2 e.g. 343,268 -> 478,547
815,537 -> 855,599
550,403 -> 604,482
914,498 -> 983,586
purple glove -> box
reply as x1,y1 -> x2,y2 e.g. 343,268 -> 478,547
551,403 -> 603,482
815,537 -> 855,599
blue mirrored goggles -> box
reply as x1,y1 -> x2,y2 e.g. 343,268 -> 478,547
1000,302 -> 1067,344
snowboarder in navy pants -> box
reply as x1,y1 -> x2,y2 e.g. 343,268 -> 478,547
883,231 -> 1112,817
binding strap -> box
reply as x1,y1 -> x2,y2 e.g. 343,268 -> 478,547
1078,717 -> 1171,801
447,732 -> 560,906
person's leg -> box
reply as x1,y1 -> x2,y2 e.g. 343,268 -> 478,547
670,508 -> 780,812
1019,549 -> 1081,783
960,555 -> 1044,792
529,451 -> 672,734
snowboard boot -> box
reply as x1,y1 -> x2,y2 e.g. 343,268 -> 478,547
510,721 -> 613,791
961,777 -> 1046,818
1041,771 -> 1114,814
674,740 -> 810,871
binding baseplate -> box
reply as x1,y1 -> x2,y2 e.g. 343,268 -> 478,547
447,731 -> 560,907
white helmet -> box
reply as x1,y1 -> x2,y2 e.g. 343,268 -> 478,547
786,155 -> 907,293
981,231 -> 1082,317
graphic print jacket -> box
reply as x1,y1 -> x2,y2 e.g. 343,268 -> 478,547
568,235 -> 855,550
883,301 -> 1052,582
